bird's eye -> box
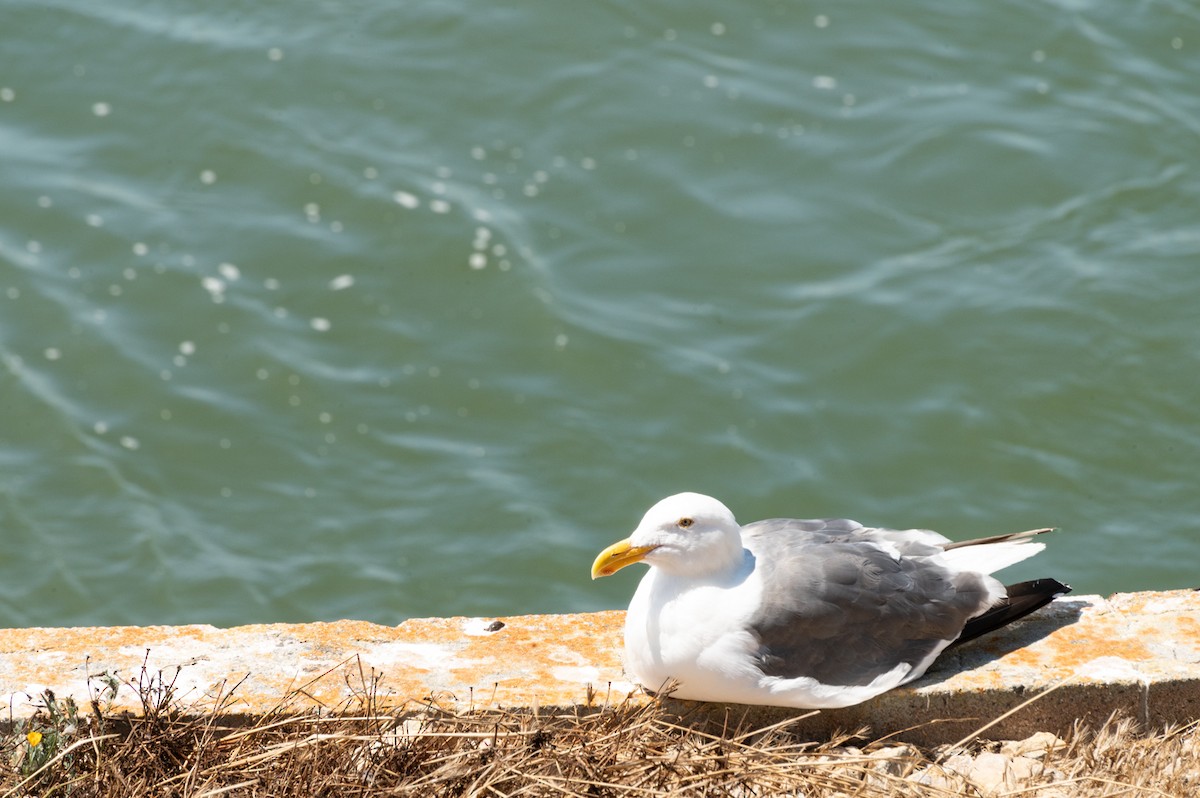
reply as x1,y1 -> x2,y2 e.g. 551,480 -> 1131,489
678,517 -> 694,528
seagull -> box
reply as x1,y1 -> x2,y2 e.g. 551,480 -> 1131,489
591,492 -> 1069,709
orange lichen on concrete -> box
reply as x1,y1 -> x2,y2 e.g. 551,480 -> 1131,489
2,590 -> 1198,742
0,612 -> 638,722
995,621 -> 1155,671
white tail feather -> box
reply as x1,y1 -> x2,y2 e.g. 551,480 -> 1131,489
938,539 -> 1046,576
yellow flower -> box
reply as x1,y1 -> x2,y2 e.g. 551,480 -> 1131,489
26,731 -> 42,747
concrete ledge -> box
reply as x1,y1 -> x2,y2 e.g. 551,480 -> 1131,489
3,590 -> 1198,744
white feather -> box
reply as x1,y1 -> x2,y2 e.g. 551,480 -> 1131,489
938,539 -> 1046,575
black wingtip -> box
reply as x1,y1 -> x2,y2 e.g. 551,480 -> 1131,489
1010,577 -> 1072,598
950,577 -> 1071,648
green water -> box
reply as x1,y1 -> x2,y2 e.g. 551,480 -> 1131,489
2,1 -> 1198,628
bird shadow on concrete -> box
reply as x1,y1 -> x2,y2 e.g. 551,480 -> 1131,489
914,596 -> 1088,689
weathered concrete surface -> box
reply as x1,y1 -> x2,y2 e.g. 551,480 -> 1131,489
2,590 -> 1198,744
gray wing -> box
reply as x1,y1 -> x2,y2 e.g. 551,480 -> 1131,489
741,518 -> 995,687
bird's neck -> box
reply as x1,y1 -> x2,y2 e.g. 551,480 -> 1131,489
657,543 -> 752,584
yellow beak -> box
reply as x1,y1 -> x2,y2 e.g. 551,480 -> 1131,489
591,538 -> 658,579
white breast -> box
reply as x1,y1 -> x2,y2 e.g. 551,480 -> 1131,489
622,564 -> 765,701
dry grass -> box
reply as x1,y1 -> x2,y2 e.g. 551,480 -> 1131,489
3,663 -> 1197,797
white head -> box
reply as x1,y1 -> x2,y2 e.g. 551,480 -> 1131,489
591,492 -> 744,580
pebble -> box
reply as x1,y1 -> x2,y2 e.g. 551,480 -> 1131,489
908,761 -> 968,791
999,730 -> 1067,758
899,732 -> 1062,794
867,744 -> 919,776
964,751 -> 1042,793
